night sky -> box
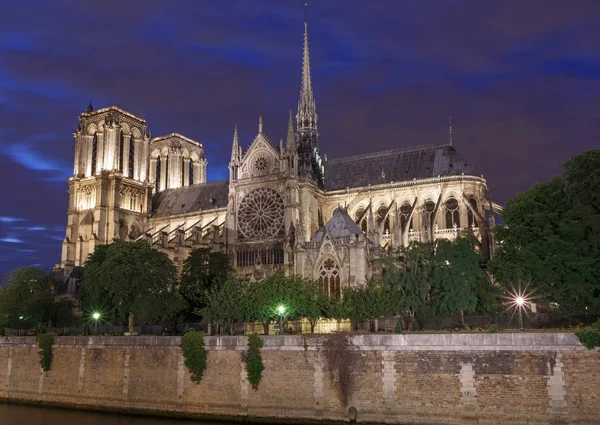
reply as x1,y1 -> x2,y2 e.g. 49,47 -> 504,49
0,1 -> 598,280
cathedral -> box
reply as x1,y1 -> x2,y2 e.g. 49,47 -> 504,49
59,18 -> 502,291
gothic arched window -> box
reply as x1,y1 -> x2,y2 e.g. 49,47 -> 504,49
377,206 -> 390,235
319,258 -> 341,299
91,133 -> 98,175
400,202 -> 413,231
445,197 -> 460,228
189,161 -> 194,185
467,197 -> 478,228
128,137 -> 135,178
155,156 -> 161,193
355,208 -> 367,233
119,132 -> 124,172
424,200 -> 436,229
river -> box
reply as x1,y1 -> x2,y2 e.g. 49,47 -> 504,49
0,403 -> 239,425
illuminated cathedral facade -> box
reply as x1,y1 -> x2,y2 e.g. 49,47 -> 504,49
60,19 -> 502,290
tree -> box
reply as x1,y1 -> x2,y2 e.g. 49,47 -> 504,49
79,240 -> 185,332
344,281 -> 396,331
490,150 -> 600,314
179,248 -> 233,321
247,274 -> 302,335
380,242 -> 433,330
323,297 -> 352,331
200,276 -> 248,335
0,267 -> 61,330
296,278 -> 328,333
430,238 -> 487,327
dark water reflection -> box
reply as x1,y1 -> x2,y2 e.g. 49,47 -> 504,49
0,404 -> 239,425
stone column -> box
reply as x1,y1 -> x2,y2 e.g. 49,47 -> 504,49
122,135 -> 131,177
73,132 -> 81,177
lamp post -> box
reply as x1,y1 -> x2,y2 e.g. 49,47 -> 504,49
515,297 -> 525,331
92,312 -> 100,335
277,305 -> 286,335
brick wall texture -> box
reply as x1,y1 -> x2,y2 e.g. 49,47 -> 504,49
0,335 -> 598,424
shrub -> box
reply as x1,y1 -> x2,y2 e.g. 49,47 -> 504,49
246,333 -> 264,390
487,324 -> 501,333
394,321 -> 402,333
181,331 -> 207,383
591,320 -> 600,332
575,327 -> 600,350
36,333 -> 55,372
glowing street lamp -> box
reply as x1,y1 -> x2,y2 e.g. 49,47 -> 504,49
503,285 -> 534,332
277,305 -> 286,335
92,312 -> 101,335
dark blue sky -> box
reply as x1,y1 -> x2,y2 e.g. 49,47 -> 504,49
0,0 -> 598,280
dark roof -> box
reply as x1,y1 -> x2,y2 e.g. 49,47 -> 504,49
311,209 -> 363,243
152,180 -> 229,217
323,142 -> 474,191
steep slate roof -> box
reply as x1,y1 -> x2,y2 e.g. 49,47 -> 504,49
323,142 -> 474,191
151,180 -> 229,217
311,209 -> 363,243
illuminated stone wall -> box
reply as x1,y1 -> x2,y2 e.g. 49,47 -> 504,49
0,334 -> 597,424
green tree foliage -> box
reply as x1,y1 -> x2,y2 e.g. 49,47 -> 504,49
344,281 -> 397,329
430,238 -> 487,325
79,241 -> 185,331
179,249 -> 233,320
379,242 -> 434,330
200,276 -> 248,335
245,333 -> 264,390
181,331 -> 207,383
296,278 -> 329,333
247,273 -> 302,334
490,150 -> 600,313
0,267 -> 72,329
324,297 -> 352,331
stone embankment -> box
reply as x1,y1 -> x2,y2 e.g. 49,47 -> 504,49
0,333 -> 598,424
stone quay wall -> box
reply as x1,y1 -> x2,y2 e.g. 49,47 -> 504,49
0,333 -> 598,424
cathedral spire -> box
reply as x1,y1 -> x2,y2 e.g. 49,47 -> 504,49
230,124 -> 241,164
297,2 -> 317,136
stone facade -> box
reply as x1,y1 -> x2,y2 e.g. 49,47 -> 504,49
59,17 -> 502,287
0,334 -> 598,424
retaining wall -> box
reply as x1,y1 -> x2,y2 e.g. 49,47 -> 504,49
0,333 -> 598,424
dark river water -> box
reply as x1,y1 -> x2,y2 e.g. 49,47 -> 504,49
0,404 -> 239,425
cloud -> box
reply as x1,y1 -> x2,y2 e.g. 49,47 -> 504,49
0,216 -> 24,223
0,237 -> 23,243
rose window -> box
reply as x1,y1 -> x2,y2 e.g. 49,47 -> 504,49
251,155 -> 270,176
238,187 -> 284,239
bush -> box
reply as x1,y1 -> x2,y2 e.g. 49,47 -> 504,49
575,327 -> 600,350
591,320 -> 600,332
36,333 -> 55,372
245,333 -> 264,390
181,331 -> 207,383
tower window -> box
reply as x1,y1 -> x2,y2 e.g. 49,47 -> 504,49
189,161 -> 194,185
467,197 -> 478,228
129,137 -> 135,178
91,133 -> 98,175
155,156 -> 161,192
119,133 -> 124,171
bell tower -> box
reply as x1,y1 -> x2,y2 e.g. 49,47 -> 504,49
61,104 -> 152,268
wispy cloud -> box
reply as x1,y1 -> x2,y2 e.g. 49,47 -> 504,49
0,216 -> 24,223
0,237 -> 23,243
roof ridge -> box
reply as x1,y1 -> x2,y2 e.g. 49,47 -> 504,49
327,141 -> 452,163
